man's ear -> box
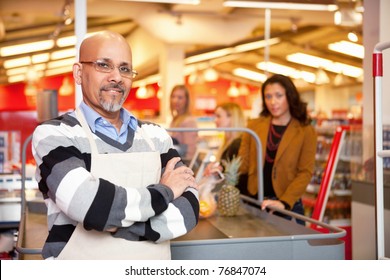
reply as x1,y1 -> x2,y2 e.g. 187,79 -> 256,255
73,63 -> 82,85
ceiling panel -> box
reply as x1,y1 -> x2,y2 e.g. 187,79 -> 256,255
0,0 -> 363,88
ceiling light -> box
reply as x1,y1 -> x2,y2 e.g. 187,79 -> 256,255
56,35 -> 77,47
233,68 -> 267,83
224,1 -> 338,11
300,71 -> 316,84
334,72 -> 348,86
328,40 -> 364,59
287,52 -> 362,78
45,66 -> 73,76
6,65 -> 46,79
257,61 -> 298,78
51,48 -> 76,60
33,64 -> 47,71
203,67 -> 219,82
227,82 -> 240,97
136,85 -> 148,99
315,68 -> 330,85
347,32 -> 358,43
3,57 -> 31,69
238,84 -> 250,96
8,75 -> 26,83
32,53 -> 50,64
47,57 -> 75,69
6,67 -> 29,76
287,53 -> 332,68
334,9 -> 362,26
256,61 -> 316,83
185,48 -> 233,64
59,77 -> 73,96
24,83 -> 38,97
332,62 -> 362,78
118,0 -> 200,4
233,37 -> 280,53
135,84 -> 155,99
56,32 -> 98,48
0,40 -> 54,57
26,67 -> 40,83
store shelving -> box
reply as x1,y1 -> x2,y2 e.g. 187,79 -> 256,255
302,121 -> 362,260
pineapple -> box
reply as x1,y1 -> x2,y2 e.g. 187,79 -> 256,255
217,156 -> 242,216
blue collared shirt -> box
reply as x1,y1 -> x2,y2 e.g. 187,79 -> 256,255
79,101 -> 138,144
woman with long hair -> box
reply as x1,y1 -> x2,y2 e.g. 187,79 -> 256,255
238,74 -> 317,224
214,102 -> 246,162
169,84 -> 198,163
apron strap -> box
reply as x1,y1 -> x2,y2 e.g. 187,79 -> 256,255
75,108 -> 99,155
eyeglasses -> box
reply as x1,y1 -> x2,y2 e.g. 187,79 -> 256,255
80,60 -> 138,79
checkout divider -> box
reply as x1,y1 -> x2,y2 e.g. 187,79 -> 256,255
16,128 -> 346,259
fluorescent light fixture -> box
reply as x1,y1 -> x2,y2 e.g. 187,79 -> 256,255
3,57 -> 31,69
55,32 -> 107,48
33,63 -> 47,71
300,71 -> 316,83
7,64 -> 46,80
257,61 -> 298,78
256,61 -> 316,83
8,75 -> 25,83
56,35 -> 77,47
328,40 -> 364,59
6,67 -> 29,76
32,53 -> 50,64
185,48 -> 233,64
233,37 -> 280,53
47,57 -> 75,69
0,40 -> 54,57
233,68 -> 267,83
45,65 -> 73,76
332,62 -> 362,78
287,53 -> 332,68
185,37 -> 281,65
51,48 -> 76,60
224,1 -> 338,11
287,52 -> 363,78
118,0 -> 200,4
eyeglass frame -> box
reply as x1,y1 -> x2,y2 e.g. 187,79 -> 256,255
79,60 -> 138,79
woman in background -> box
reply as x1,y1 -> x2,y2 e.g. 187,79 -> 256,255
238,74 -> 317,224
169,85 -> 198,164
203,102 -> 246,180
214,102 -> 246,162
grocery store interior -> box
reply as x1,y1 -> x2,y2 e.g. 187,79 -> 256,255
0,0 -> 389,260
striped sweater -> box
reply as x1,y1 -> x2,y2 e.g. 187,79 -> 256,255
32,111 -> 199,259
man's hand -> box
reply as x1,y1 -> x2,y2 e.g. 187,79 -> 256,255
160,157 -> 198,199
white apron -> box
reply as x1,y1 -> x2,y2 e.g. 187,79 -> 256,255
57,108 -> 171,260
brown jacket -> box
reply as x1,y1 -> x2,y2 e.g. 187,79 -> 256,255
238,116 -> 317,208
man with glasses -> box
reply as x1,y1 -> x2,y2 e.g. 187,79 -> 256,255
32,31 -> 199,259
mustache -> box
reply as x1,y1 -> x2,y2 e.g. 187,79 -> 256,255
101,83 -> 125,94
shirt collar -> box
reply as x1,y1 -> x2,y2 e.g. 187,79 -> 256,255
79,101 -> 138,132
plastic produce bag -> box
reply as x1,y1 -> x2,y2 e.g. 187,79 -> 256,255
198,170 -> 224,218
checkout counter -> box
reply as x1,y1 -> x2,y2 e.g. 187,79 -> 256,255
14,129 -> 346,260
16,196 -> 345,260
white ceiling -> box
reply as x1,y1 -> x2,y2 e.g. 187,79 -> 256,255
0,0 -> 363,87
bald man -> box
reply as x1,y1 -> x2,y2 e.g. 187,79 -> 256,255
32,31 -> 199,260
